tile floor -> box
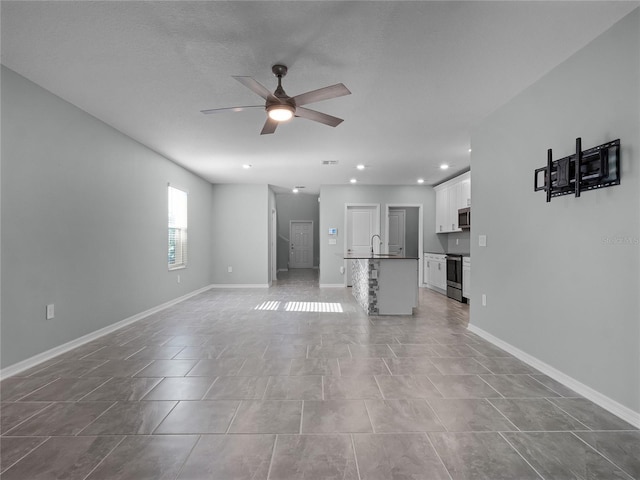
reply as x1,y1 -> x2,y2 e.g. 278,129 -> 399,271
1,269 -> 638,479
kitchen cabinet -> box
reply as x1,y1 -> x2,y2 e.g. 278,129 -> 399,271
434,171 -> 471,233
462,256 -> 470,300
424,253 -> 446,292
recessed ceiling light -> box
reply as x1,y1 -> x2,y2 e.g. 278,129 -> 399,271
242,164 -> 252,169
292,188 -> 299,193
350,178 -> 357,184
440,164 -> 449,170
417,178 -> 425,184
468,148 -> 472,153
356,164 -> 365,170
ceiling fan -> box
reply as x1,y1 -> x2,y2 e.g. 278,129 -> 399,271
201,65 -> 351,135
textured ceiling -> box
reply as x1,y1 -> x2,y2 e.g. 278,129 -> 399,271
2,1 -> 637,193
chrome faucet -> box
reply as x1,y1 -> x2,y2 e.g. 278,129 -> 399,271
370,234 -> 381,255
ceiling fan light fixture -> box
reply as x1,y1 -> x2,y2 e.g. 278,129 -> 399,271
267,104 -> 295,122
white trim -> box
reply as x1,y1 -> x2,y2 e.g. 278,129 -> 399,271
467,323 -> 640,429
277,268 -> 289,272
319,283 -> 345,288
0,284 -> 214,380
210,284 -> 270,289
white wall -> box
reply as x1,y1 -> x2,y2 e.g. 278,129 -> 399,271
319,185 -> 437,285
210,184 -> 269,286
470,9 -> 639,415
1,66 -> 213,368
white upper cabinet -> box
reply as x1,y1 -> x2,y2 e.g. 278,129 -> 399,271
434,171 -> 471,234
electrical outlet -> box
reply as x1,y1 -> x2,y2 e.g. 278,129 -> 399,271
46,304 -> 55,320
227,266 -> 233,273
482,294 -> 487,307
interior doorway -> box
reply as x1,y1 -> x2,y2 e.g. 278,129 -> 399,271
345,204 -> 380,286
385,204 -> 423,285
388,208 -> 406,255
289,221 -> 314,268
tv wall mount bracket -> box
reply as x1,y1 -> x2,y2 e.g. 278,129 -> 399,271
534,138 -> 620,202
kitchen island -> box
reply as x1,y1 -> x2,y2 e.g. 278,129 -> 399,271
344,254 -> 419,315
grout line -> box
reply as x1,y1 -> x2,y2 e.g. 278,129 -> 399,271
350,433 -> 363,480
381,357 -> 393,375
224,400 -> 243,434
75,400 -> 120,436
486,398 -> 521,431
372,376 -> 386,400
201,376 -> 220,400
321,376 -> 325,401
362,399 -> 376,434
299,400 -> 304,434
498,432 -> 546,480
424,432 -> 454,480
80,434 -> 127,480
541,397 -> 591,430
570,432 -> 636,480
75,377 -> 114,402
173,434 -> 203,480
265,434 -> 279,480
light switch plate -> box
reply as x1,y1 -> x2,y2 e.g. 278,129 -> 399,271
329,239 -> 337,245
479,235 -> 487,247
46,304 -> 55,320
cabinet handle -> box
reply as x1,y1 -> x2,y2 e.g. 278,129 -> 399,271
452,223 -> 455,230
427,261 -> 430,267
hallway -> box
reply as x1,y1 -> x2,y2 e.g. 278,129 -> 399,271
1,279 -> 638,479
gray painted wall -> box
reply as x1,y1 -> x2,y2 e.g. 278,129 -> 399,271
210,184 -> 269,285
319,185 -> 437,285
470,9 -> 639,413
446,231 -> 471,255
1,66 -> 213,368
275,193 -> 320,270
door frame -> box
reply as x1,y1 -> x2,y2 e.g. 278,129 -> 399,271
289,220 -> 314,269
344,203 -> 381,287
384,203 -> 423,286
271,208 -> 277,282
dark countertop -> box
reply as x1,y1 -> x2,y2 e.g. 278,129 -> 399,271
344,253 -> 420,260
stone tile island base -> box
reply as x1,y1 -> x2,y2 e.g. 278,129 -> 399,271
350,257 -> 418,315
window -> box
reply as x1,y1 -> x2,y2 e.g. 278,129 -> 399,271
168,185 -> 188,269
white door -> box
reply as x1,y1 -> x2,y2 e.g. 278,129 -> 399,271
388,209 -> 406,255
346,206 -> 379,286
290,221 -> 313,268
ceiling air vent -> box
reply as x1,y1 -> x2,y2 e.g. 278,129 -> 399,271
321,160 -> 338,165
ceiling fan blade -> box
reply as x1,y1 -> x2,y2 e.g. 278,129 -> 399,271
295,107 -> 344,127
260,117 -> 279,135
200,105 -> 263,114
292,83 -> 351,107
233,76 -> 279,103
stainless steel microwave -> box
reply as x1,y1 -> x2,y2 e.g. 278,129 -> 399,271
458,207 -> 470,229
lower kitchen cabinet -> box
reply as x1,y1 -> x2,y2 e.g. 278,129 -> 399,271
462,256 -> 470,300
424,253 -> 447,293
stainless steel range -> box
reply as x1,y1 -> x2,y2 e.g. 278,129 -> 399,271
446,254 -> 467,303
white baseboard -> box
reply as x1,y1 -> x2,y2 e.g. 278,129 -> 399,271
425,284 -> 447,295
319,283 -> 345,288
210,284 -> 270,289
467,323 -> 640,429
0,284 -> 214,380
